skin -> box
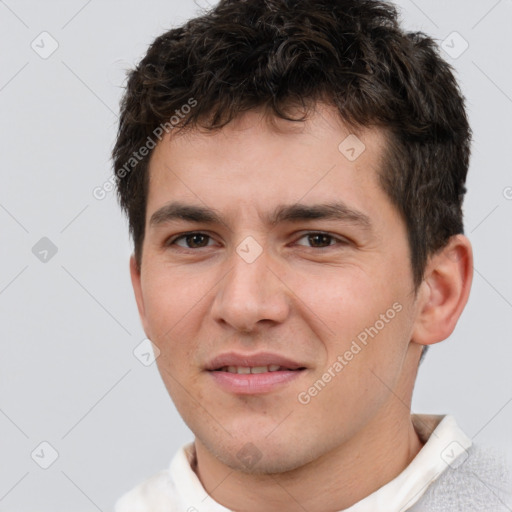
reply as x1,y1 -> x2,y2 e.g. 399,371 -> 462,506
130,103 -> 473,511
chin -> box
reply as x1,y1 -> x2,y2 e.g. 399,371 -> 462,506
223,447 -> 309,475
203,431 -> 321,476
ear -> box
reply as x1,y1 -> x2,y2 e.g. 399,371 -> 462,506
130,254 -> 149,335
411,234 -> 473,347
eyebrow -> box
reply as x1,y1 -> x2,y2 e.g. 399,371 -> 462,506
149,201 -> 372,230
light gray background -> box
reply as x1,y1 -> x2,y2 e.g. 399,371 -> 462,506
0,0 -> 511,510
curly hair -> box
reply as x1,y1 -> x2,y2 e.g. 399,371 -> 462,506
112,0 -> 471,288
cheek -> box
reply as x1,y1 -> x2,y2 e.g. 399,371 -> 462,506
305,308 -> 412,432
143,268 -> 201,329
307,268 -> 412,376
297,268 -> 393,336
141,271 -> 207,376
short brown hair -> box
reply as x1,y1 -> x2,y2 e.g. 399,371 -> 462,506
113,0 -> 471,288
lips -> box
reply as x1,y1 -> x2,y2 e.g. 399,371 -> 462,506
206,352 -> 307,394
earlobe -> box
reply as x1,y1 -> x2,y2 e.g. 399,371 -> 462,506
411,235 -> 473,347
130,255 -> 148,333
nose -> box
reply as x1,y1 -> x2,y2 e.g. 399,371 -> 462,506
210,243 -> 290,333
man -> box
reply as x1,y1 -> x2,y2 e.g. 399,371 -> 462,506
112,0 -> 511,510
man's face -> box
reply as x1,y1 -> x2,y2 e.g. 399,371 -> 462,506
132,104 -> 422,474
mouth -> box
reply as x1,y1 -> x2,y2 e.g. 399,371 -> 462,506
205,351 -> 307,372
212,365 -> 306,374
206,354 -> 308,394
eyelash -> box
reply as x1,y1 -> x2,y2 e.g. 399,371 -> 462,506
165,231 -> 349,251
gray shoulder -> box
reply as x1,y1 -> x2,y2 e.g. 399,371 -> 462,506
114,470 -> 180,512
411,444 -> 512,511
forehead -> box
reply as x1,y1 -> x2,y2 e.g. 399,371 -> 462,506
145,103 -> 392,229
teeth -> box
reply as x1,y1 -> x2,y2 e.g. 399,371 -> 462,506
227,365 -> 249,374
220,365 -> 288,374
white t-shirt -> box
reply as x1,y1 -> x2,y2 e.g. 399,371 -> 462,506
115,414 -> 511,511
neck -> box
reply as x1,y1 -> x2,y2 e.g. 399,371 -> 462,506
193,403 -> 424,512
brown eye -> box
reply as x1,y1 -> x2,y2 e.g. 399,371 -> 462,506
295,232 -> 341,248
169,232 -> 214,249
307,233 -> 334,247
